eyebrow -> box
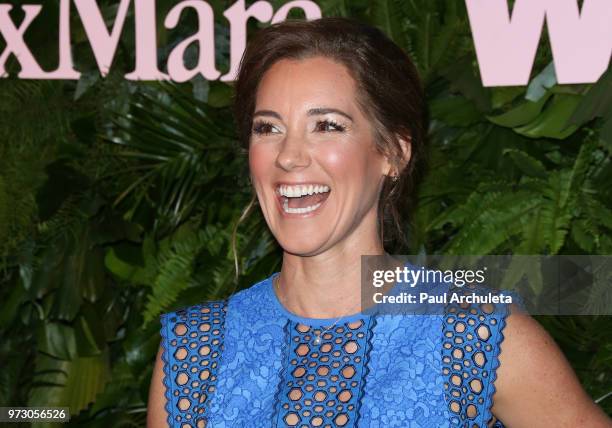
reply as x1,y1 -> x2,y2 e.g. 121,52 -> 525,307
253,107 -> 354,122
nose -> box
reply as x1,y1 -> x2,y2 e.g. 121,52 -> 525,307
276,133 -> 311,171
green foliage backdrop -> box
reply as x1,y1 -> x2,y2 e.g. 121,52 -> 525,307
0,0 -> 610,425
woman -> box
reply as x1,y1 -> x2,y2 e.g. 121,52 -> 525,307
147,17 -> 611,427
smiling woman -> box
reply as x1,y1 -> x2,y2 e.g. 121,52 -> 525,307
146,17 -> 612,428
246,54 -> 412,257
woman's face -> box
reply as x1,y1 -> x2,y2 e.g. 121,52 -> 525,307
248,56 -> 394,256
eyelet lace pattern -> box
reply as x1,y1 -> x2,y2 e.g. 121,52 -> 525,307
441,285 -> 515,428
161,301 -> 227,427
272,318 -> 376,427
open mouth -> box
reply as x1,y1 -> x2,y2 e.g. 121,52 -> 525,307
276,183 -> 331,215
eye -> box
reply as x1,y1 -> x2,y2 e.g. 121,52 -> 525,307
315,119 -> 346,133
251,120 -> 280,136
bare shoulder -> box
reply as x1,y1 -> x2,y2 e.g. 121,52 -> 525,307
147,342 -> 169,428
491,304 -> 612,427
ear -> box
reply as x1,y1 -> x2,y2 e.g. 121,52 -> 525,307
397,134 -> 412,172
383,134 -> 412,177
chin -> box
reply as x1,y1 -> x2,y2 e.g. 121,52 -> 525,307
276,235 -> 330,257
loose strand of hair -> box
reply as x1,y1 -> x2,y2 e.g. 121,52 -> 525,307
230,193 -> 258,294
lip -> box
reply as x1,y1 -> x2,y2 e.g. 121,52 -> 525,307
273,181 -> 331,218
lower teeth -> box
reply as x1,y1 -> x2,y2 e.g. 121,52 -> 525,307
283,199 -> 322,214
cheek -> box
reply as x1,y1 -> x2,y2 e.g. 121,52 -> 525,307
248,145 -> 275,180
317,141 -> 381,183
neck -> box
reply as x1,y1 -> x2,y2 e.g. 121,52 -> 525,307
275,215 -> 388,319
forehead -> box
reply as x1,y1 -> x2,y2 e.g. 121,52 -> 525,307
255,56 -> 359,111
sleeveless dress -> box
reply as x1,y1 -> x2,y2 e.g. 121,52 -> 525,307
159,271 -> 522,427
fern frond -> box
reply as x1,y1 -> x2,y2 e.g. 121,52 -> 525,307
583,194 -> 612,231
570,218 -> 597,253
539,170 -> 573,254
142,225 -> 212,324
446,191 -> 539,254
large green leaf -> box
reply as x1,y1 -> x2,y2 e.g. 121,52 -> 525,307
570,65 -> 612,125
36,322 -> 77,361
514,94 -> 581,139
570,64 -> 612,147
29,351 -> 110,422
104,245 -> 152,285
487,92 -> 552,128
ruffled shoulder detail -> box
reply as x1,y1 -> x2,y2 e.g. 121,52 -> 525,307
442,285 -> 521,428
160,299 -> 227,427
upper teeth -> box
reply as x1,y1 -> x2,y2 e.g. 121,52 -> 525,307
279,184 -> 330,198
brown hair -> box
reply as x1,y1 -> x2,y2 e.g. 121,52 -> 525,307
231,16 -> 428,271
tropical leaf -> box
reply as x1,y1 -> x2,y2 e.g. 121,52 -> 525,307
502,148 -> 547,178
570,62 -> 612,146
514,94 -> 582,139
487,92 -> 552,128
368,0 -> 405,50
29,351 -> 110,421
106,82 -> 238,233
142,222 -> 228,324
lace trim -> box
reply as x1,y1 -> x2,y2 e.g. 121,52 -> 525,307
482,302 -> 510,428
160,300 -> 228,427
160,312 -> 174,425
354,315 -> 377,426
272,317 -> 292,426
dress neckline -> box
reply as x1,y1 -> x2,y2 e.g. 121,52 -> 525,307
266,271 -> 371,326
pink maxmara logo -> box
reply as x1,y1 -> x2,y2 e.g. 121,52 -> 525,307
0,0 -> 610,86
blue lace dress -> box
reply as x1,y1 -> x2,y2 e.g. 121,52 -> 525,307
160,271 -> 520,427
